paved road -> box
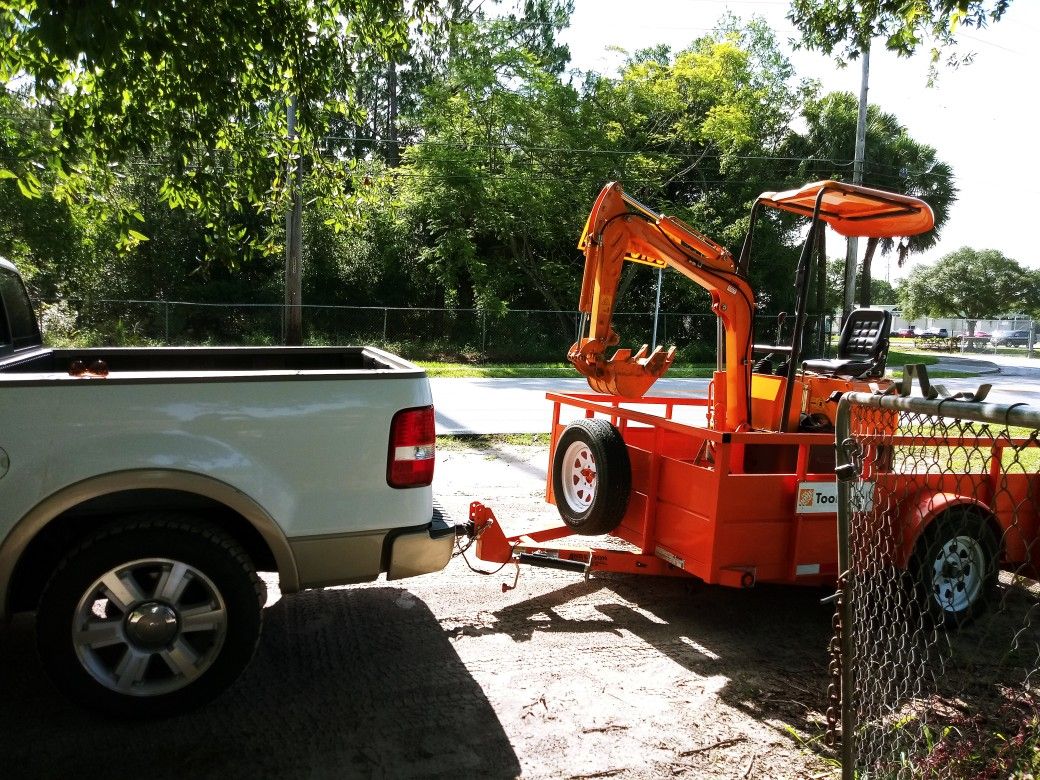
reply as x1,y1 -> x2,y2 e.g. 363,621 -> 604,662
432,355 -> 1040,434
431,377 -> 710,434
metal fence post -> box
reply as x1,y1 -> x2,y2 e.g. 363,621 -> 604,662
164,301 -> 170,344
834,395 -> 856,780
382,308 -> 388,342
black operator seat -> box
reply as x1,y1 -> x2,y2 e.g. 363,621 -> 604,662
802,308 -> 892,379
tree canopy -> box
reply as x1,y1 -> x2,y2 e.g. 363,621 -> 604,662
0,4 -> 962,358
788,1 -> 1013,66
785,91 -> 956,307
0,0 -> 422,245
899,247 -> 1032,332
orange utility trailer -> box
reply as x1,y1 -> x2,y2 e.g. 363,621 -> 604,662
461,181 -> 1029,623
469,391 -> 842,589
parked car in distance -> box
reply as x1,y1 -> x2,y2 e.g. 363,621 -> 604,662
893,326 -> 916,337
968,330 -> 992,339
991,329 -> 1032,347
918,327 -> 949,338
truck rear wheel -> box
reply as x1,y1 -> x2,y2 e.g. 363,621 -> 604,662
36,515 -> 264,717
552,419 -> 630,536
909,507 -> 999,628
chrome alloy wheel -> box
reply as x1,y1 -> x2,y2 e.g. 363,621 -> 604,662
560,439 -> 598,513
71,558 -> 227,697
930,535 -> 986,615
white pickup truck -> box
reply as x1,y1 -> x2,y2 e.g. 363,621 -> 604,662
0,257 -> 453,716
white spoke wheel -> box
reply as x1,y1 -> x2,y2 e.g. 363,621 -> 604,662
910,508 -> 999,628
560,440 -> 598,513
551,419 -> 630,536
37,516 -> 263,717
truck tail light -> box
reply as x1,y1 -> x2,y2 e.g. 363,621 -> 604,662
387,405 -> 435,488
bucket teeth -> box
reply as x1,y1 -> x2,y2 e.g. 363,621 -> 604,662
567,341 -> 677,398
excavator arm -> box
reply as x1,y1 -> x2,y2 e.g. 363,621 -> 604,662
569,182 -> 756,430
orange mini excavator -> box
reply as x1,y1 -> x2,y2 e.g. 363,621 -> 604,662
567,180 -> 934,433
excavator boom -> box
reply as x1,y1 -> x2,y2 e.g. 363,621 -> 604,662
569,182 -> 755,429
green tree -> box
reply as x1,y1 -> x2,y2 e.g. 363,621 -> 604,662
786,91 -> 956,308
583,18 -> 810,313
788,1 -> 1013,69
825,258 -> 897,310
0,89 -> 89,294
899,247 -> 1029,335
0,0 -> 423,245
345,2 -> 606,318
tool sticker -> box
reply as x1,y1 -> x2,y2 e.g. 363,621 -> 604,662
795,481 -> 874,514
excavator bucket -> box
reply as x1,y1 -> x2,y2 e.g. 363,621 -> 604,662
568,340 -> 677,398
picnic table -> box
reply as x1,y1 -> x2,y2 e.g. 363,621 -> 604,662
956,335 -> 993,352
913,335 -> 959,352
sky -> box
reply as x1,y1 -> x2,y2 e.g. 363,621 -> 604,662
558,0 -> 1037,282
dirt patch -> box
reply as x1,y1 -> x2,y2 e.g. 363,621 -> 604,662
430,441 -> 839,778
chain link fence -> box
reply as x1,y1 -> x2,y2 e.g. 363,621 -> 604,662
832,377 -> 1040,778
40,298 -> 834,364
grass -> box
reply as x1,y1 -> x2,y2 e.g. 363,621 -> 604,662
417,360 -> 715,378
887,419 -> 1040,473
889,369 -> 978,379
436,433 -> 549,450
420,351 -> 975,381
888,349 -> 939,367
886,350 -> 961,379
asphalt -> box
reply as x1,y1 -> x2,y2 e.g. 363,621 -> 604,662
431,351 -> 1040,435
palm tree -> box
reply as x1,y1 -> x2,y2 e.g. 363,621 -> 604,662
787,92 -> 957,307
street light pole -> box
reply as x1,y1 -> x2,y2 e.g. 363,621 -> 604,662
652,267 -> 663,347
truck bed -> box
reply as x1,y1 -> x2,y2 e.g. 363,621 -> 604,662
0,345 -> 423,380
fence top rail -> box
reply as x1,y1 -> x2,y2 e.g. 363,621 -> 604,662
842,390 -> 1040,429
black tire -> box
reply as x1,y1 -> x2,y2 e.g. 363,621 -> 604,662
36,515 -> 264,717
908,507 -> 999,628
552,418 -> 631,536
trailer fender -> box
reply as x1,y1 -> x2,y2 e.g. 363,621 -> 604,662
898,490 -> 997,566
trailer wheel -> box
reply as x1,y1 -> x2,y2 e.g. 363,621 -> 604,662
552,419 -> 630,535
909,507 -> 999,628
36,515 -> 264,717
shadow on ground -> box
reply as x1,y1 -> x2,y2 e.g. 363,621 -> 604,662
480,574 -> 838,754
0,586 -> 520,780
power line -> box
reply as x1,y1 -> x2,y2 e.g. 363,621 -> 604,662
0,149 -> 933,189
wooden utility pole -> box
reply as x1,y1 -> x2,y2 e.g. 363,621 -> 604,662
387,60 -> 399,167
284,96 -> 304,346
841,46 -> 870,326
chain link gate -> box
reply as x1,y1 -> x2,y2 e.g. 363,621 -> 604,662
832,372 -> 1040,778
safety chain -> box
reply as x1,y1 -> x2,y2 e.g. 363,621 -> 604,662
835,437 -> 864,482
825,573 -> 846,748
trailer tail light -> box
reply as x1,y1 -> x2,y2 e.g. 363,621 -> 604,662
387,405 -> 436,488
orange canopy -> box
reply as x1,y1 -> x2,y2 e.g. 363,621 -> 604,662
756,180 -> 934,238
